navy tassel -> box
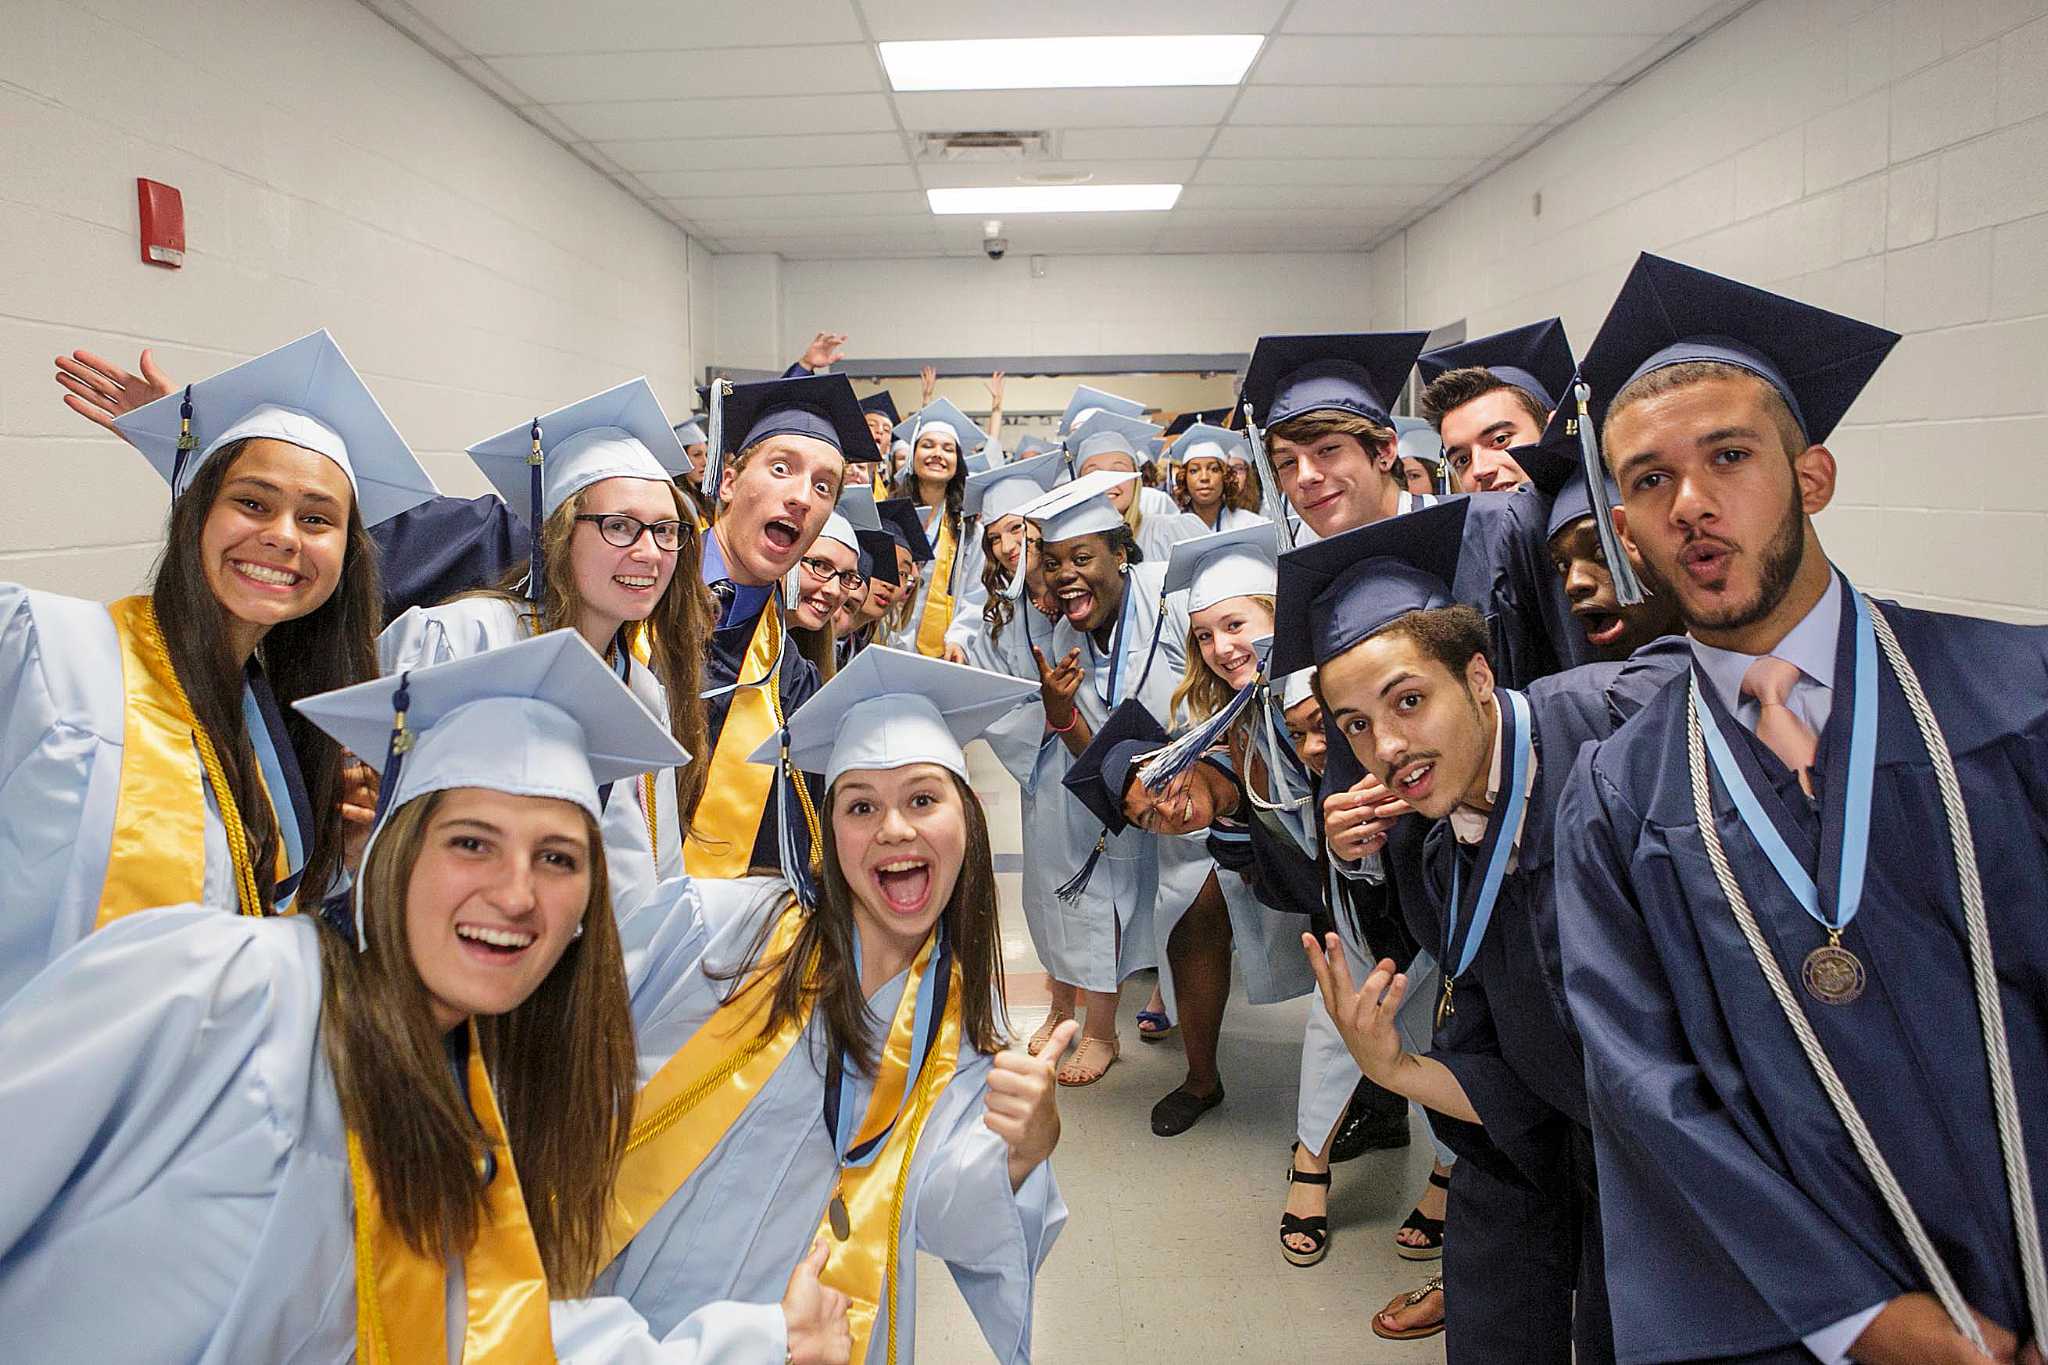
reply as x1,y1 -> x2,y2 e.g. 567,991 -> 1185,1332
525,418 -> 544,602
775,730 -> 819,911
171,384 -> 196,491
1572,379 -> 1644,606
369,672 -> 413,827
1137,678 -> 1258,792
1055,832 -> 1107,904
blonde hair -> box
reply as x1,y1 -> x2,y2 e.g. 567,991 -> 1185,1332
1168,593 -> 1276,728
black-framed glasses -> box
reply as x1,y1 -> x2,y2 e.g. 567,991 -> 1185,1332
575,513 -> 686,551
799,556 -> 866,593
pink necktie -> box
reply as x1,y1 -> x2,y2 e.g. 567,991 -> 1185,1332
1741,655 -> 1818,796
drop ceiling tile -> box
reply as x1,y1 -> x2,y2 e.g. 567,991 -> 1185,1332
1178,182 -> 1439,210
1058,126 -> 1219,159
549,92 -> 898,141
690,212 -> 941,236
1195,157 -> 1475,187
1231,83 -> 1587,126
1209,123 -> 1531,160
1282,0 -> 1723,36
600,132 -> 909,173
1155,227 -> 1375,252
1166,207 -> 1403,231
893,87 -> 1237,132
402,0 -> 866,54
915,159 -> 1198,189
859,0 -> 1287,40
643,164 -> 921,198
483,45 -> 881,103
1254,33 -> 1662,86
662,190 -> 929,219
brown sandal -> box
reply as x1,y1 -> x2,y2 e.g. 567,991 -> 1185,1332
1371,1276 -> 1445,1341
1056,1035 -> 1119,1086
1027,1011 -> 1074,1058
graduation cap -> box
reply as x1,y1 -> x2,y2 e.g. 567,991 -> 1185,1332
813,510 -> 859,555
1058,384 -> 1147,436
1279,668 -> 1316,712
964,449 -> 1065,522
1162,524 -> 1279,612
857,390 -> 901,428
854,527 -> 899,587
1012,434 -> 1057,458
1167,423 -> 1245,467
1240,331 -> 1431,430
1067,410 -> 1162,468
893,397 -> 988,457
876,497 -> 934,562
1270,497 -> 1469,677
470,378 -> 692,529
1545,468 -> 1625,543
295,631 -> 687,947
672,418 -> 707,447
1061,699 -> 1171,836
1163,406 -> 1235,437
707,372 -> 869,497
1017,469 -> 1137,543
116,329 -> 439,528
1392,416 -> 1445,468
748,646 -> 1036,789
836,485 -> 882,532
1417,317 -> 1576,413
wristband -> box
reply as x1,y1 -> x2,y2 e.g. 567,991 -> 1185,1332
1048,710 -> 1077,734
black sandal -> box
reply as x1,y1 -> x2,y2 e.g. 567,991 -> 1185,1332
1394,1167 -> 1450,1261
1281,1142 -> 1332,1268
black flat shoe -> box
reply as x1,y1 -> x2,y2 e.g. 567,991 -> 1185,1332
1329,1076 -> 1412,1162
1150,1084 -> 1224,1137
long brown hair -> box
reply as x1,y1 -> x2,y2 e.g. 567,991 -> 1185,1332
1169,593 -> 1275,727
723,770 -> 1006,1072
978,521 -> 1017,645
318,791 -> 636,1294
462,483 -> 712,826
151,440 -> 382,908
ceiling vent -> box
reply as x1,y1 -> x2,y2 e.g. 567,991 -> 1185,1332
915,131 -> 1055,162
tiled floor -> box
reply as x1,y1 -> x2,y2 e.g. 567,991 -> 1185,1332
911,746 -> 1450,1363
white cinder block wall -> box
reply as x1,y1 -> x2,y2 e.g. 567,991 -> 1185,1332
764,253 -> 1377,362
1,0 -> 701,599
1367,0 -> 2048,626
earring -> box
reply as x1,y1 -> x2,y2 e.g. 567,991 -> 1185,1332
572,921 -> 585,940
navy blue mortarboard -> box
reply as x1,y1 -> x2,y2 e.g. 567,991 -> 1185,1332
876,497 -> 934,563
1240,331 -> 1431,430
1545,468 -> 1624,543
1062,699 -> 1171,835
1270,497 -> 1470,677
1417,317 -> 1575,413
858,390 -> 901,427
1164,406 -> 1235,437
1578,253 -> 1900,447
854,527 -> 899,587
708,373 -> 869,495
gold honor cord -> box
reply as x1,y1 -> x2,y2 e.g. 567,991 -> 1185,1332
913,516 -> 957,657
685,601 -> 786,877
350,1020 -> 557,1363
102,596 -> 282,924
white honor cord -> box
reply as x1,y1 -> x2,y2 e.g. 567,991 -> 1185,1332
1686,597 -> 2044,1350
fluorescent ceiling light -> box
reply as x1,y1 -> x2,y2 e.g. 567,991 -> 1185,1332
879,35 -> 1263,92
927,184 -> 1183,215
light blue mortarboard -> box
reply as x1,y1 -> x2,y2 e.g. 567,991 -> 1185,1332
673,419 -> 708,447
1068,410 -> 1162,468
468,378 -> 691,530
114,329 -> 439,528
746,646 -> 1036,789
1167,422 -> 1244,466
1017,469 -> 1137,543
1012,434 -> 1058,457
892,398 -> 987,457
295,631 -> 688,948
1058,385 -> 1146,435
836,485 -> 882,532
963,449 -> 1065,522
1162,524 -> 1280,612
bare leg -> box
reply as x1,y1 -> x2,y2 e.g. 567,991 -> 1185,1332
1164,874 -> 1231,1095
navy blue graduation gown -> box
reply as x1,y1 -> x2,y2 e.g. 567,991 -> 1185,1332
1558,600 -> 2048,1362
703,599 -> 822,873
367,493 -> 528,625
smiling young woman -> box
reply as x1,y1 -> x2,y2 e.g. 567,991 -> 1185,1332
0,632 -> 840,1362
597,649 -> 1068,1364
886,400 -> 977,657
0,333 -> 429,1008
379,380 -> 710,920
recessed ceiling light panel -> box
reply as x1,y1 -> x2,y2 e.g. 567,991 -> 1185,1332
927,184 -> 1183,215
880,35 -> 1263,92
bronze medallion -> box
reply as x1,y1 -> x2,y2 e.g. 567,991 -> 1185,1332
1802,942 -> 1866,1005
828,1193 -> 851,1241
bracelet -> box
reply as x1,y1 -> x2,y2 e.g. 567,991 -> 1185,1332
1047,711 -> 1077,734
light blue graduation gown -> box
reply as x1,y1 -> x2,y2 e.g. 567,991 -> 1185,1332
379,597 -> 682,916
0,907 -> 782,1362
1,586 -> 259,1008
607,876 -> 1066,1363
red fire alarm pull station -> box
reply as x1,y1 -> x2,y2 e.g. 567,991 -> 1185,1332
137,178 -> 185,268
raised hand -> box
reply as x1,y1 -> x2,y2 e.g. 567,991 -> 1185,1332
337,752 -> 379,875
799,332 -> 847,372
919,364 -> 938,405
55,347 -> 175,437
781,1238 -> 853,1365
1322,771 -> 1410,861
986,1017 -> 1076,1189
1303,935 -> 1408,1083
984,370 -> 1006,407
1031,646 -> 1083,728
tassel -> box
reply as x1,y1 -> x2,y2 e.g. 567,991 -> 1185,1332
1572,379 -> 1644,607
171,384 -> 196,491
369,672 -> 413,828
703,378 -> 732,503
1055,832 -> 1107,904
775,730 -> 820,911
525,419 -> 544,603
1241,400 -> 1297,549
1137,679 -> 1259,791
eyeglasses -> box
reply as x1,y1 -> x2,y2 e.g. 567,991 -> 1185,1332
799,556 -> 866,593
575,513 -> 686,552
